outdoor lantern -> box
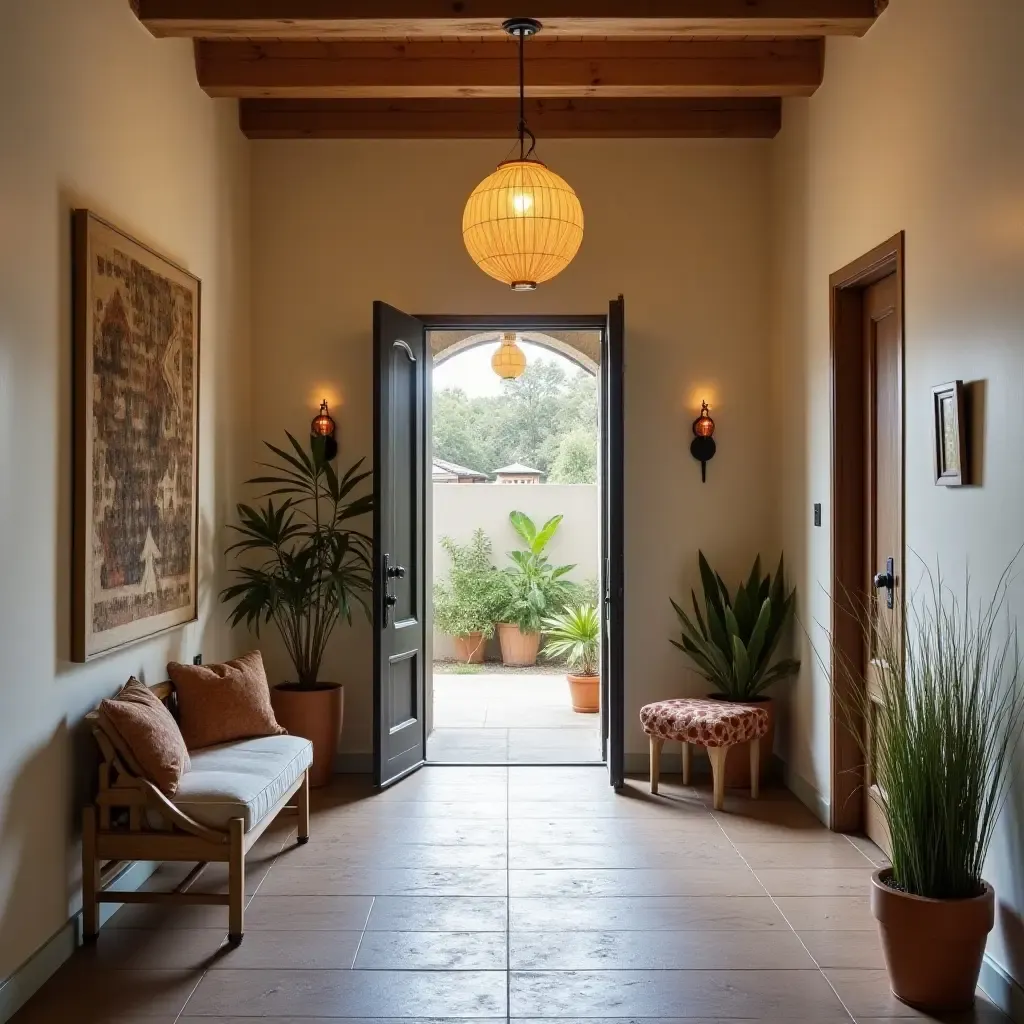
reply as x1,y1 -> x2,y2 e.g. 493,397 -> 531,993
311,399 -> 338,460
492,332 -> 527,379
462,18 -> 584,291
690,401 -> 716,482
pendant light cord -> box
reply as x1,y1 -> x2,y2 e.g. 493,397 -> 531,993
516,27 -> 536,161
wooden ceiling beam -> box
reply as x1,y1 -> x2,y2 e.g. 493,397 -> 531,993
196,38 -> 824,99
239,97 -> 783,139
134,0 -> 879,38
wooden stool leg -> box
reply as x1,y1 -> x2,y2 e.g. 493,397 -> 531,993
649,736 -> 664,794
228,817 -> 245,945
749,737 -> 760,800
82,805 -> 99,942
708,746 -> 729,811
681,742 -> 692,786
297,769 -> 311,844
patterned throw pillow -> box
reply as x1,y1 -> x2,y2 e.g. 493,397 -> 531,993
99,678 -> 191,796
167,650 -> 286,750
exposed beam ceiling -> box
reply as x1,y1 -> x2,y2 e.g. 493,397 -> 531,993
134,0 -> 880,39
239,97 -> 782,139
196,39 -> 823,100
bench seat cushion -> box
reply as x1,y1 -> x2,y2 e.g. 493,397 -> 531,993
169,735 -> 313,832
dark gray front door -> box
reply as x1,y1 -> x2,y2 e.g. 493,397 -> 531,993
373,301 -> 427,788
604,296 -> 625,789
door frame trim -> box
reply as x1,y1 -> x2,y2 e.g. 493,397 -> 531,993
828,231 -> 905,833
417,311 -> 618,771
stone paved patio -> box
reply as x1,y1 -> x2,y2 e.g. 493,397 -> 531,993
428,672 -> 602,764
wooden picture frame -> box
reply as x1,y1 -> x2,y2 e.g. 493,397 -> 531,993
72,210 -> 201,662
932,380 -> 967,486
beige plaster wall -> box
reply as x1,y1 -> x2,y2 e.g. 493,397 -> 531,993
0,0 -> 251,986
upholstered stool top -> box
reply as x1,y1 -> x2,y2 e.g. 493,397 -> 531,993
640,698 -> 769,748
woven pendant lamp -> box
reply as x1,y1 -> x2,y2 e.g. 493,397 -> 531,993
462,19 -> 584,291
492,332 -> 527,379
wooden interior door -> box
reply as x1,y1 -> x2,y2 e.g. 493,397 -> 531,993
863,272 -> 901,851
373,301 -> 427,788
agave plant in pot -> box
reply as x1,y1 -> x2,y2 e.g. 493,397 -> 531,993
826,563 -> 1024,1012
543,604 -> 601,713
670,551 -> 799,788
496,511 -> 576,667
222,433 -> 372,787
433,530 -> 506,664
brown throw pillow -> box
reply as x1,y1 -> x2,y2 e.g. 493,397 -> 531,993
99,678 -> 191,797
167,650 -> 286,750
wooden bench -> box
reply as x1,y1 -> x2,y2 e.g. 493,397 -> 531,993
83,680 -> 312,945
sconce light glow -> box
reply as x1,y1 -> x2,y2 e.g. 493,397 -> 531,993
690,400 -> 717,483
310,399 -> 338,461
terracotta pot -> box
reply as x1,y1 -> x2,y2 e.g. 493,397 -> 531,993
707,694 -> 774,789
271,682 -> 344,788
567,674 -> 600,713
871,868 -> 994,1012
452,632 -> 486,664
497,623 -> 541,667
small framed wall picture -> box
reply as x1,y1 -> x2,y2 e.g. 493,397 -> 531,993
932,380 -> 967,486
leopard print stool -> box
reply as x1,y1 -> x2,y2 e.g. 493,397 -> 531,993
639,698 -> 770,810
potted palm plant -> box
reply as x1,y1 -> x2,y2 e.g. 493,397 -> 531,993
433,530 -> 506,664
496,511 -> 576,667
826,564 -> 1024,1012
669,551 -> 799,788
221,432 -> 372,787
543,604 -> 601,713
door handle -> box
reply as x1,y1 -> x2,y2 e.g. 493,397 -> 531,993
382,554 -> 405,628
873,556 -> 895,610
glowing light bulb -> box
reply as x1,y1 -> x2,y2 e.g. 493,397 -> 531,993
511,192 -> 533,214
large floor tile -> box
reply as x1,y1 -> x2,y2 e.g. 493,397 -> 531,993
258,866 -> 507,896
243,894 -> 373,930
185,968 -> 507,1017
755,868 -> 874,897
510,968 -> 848,1018
797,928 -> 886,968
773,895 -> 876,930
510,929 -> 816,970
824,969 -> 1010,1021
508,837 -> 739,870
280,840 -> 508,870
509,867 -> 762,898
77,927 -> 229,970
510,896 -> 789,931
207,929 -> 362,969
735,840 -> 877,869
313,819 -> 508,846
366,895 -> 508,931
354,931 -> 507,969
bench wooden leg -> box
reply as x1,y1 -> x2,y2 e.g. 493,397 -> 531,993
681,742 -> 692,786
649,735 -> 663,794
82,805 -> 99,942
708,746 -> 729,811
749,737 -> 760,800
228,818 -> 245,945
297,769 -> 310,845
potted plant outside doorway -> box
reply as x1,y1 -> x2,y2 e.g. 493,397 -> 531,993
825,562 -> 1024,1013
433,530 -> 506,663
497,511 -> 576,667
221,432 -> 373,787
669,552 -> 799,789
543,604 -> 601,713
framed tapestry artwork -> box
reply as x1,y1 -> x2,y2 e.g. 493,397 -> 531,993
72,210 -> 201,661
932,379 -> 967,487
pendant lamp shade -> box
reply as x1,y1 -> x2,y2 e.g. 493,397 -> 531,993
492,332 -> 527,379
463,159 -> 584,291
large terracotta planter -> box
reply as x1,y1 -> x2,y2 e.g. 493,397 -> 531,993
708,694 -> 774,789
567,674 -> 599,713
452,632 -> 486,664
271,682 -> 344,788
871,868 -> 994,1012
498,623 -> 540,667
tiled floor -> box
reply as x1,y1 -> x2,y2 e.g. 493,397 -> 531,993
14,767 -> 1010,1022
428,674 -> 602,763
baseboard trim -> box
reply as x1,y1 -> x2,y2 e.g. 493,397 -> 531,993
0,859 -> 156,1024
783,765 -> 830,825
979,954 -> 1024,1022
